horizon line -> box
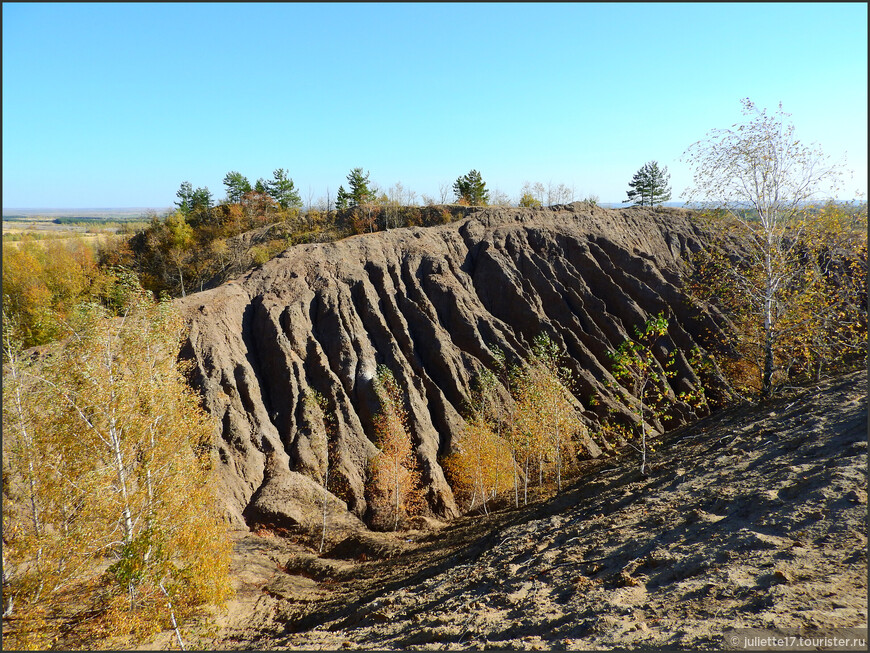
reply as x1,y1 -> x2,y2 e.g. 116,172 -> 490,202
4,199 -> 865,215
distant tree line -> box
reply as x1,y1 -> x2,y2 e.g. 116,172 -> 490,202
94,166 -> 613,300
173,166 -> 608,218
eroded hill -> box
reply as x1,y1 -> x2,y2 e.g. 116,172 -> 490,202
178,204 -> 729,531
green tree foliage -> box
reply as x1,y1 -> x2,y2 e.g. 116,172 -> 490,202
626,160 -> 671,207
188,185 -> 214,226
175,182 -> 214,229
268,168 -> 303,210
335,185 -> 349,211
125,198 -> 318,299
127,213 -> 204,298
606,313 -> 677,475
334,168 -> 381,235
683,98 -> 854,399
175,181 -> 211,214
2,291 -> 233,649
222,171 -> 252,204
368,366 -> 422,531
175,181 -> 195,215
140,210 -> 196,297
120,172 -> 493,301
127,188 -> 298,298
453,170 -> 489,206
342,167 -> 374,208
792,202 -> 868,377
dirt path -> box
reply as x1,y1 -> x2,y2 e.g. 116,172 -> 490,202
182,370 -> 866,651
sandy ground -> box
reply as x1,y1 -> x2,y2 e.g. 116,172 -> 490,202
168,369 -> 867,651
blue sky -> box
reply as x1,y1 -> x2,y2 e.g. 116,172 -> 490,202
3,2 -> 867,209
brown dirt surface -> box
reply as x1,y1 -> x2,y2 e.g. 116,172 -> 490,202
174,368 -> 867,651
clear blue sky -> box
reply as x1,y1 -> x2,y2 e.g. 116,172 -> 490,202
3,2 -> 867,209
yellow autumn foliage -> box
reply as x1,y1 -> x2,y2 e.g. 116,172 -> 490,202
368,366 -> 423,531
2,291 -> 233,649
443,416 -> 514,514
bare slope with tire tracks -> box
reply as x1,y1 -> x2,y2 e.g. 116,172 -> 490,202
199,370 -> 865,651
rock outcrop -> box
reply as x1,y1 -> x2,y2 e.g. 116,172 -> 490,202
178,204 -> 725,529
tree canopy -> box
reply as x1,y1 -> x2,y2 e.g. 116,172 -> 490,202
337,167 -> 374,210
626,161 -> 671,207
268,168 -> 303,210
519,191 -> 541,208
682,98 -> 857,399
222,171 -> 252,204
454,170 -> 489,206
2,289 -> 233,648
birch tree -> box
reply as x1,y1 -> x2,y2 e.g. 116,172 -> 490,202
512,335 -> 584,493
444,364 -> 514,514
369,366 -> 421,531
607,313 -> 676,476
683,98 -> 846,399
444,416 -> 512,515
304,389 -> 339,553
529,334 -> 585,490
2,292 -> 232,648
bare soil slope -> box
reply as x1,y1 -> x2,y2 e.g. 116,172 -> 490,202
177,204 -> 728,531
187,369 -> 867,651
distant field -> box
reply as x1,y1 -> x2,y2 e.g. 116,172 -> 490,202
2,210 -> 156,245
3,207 -> 170,219
2,226 -> 126,250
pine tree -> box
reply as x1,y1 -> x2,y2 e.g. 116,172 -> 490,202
188,186 -> 214,227
268,168 -> 302,210
453,170 -> 489,206
345,167 -> 374,207
626,161 -> 671,207
175,181 -> 194,215
336,185 -> 349,211
222,171 -> 252,204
